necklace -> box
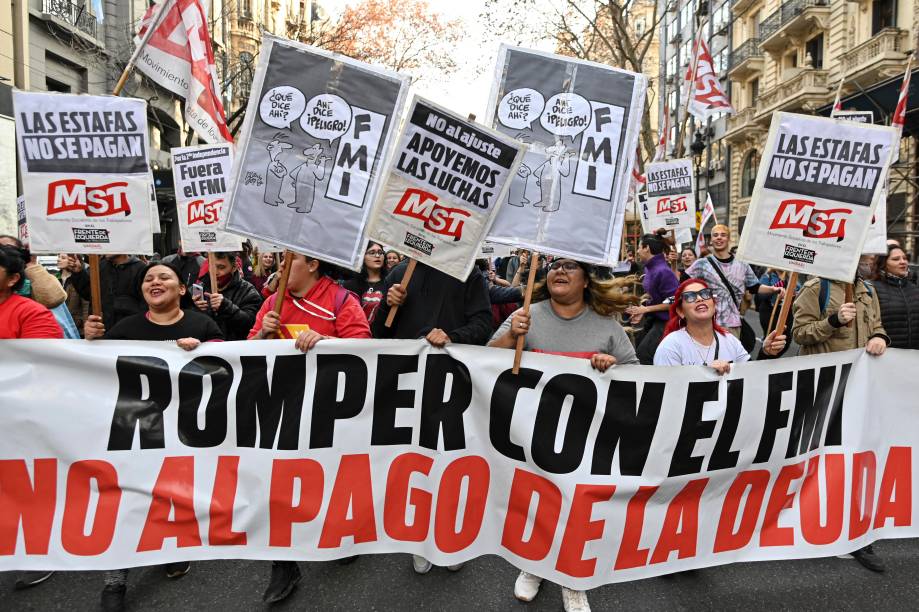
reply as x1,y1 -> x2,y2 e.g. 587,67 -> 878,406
687,331 -> 714,365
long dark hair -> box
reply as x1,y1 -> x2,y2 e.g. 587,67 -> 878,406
640,229 -> 674,256
662,278 -> 729,339
360,241 -> 386,280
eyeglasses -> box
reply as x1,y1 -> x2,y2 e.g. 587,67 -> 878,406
548,261 -> 581,272
366,250 -> 384,256
682,288 -> 714,303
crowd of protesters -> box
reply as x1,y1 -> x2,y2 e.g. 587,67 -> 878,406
2,228 -> 918,612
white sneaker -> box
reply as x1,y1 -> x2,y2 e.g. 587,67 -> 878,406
514,571 -> 543,602
562,587 -> 591,612
412,555 -> 432,574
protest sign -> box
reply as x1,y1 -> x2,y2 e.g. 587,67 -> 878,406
172,144 -> 242,252
480,241 -> 514,259
12,91 -> 154,254
485,45 -> 646,265
16,195 -> 27,246
224,35 -> 411,270
833,111 -> 886,254
644,158 -> 695,230
736,112 -> 896,281
366,97 -> 525,280
1,341 -> 916,589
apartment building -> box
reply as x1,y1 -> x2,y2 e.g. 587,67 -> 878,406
724,0 -> 916,250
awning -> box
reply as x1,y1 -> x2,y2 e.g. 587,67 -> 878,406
816,68 -> 918,137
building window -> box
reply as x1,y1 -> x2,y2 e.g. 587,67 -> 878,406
805,34 -> 824,69
740,150 -> 759,198
239,0 -> 252,19
748,78 -> 759,107
236,52 -> 254,99
750,11 -> 761,38
872,0 -> 896,35
46,78 -> 71,93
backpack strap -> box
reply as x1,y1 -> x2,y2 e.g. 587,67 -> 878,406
707,256 -> 741,308
333,285 -> 353,315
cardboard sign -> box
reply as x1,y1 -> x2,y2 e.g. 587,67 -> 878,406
16,195 -> 27,246
12,91 -> 154,254
644,158 -> 695,230
224,35 -> 410,269
736,112 -> 896,281
366,97 -> 525,280
172,144 -> 242,252
485,45 -> 646,265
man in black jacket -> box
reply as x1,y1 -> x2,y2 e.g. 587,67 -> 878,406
162,250 -> 205,308
194,252 -> 263,340
372,260 -> 492,347
70,254 -> 146,329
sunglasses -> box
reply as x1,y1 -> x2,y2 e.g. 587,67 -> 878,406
682,288 -> 714,303
549,261 -> 581,272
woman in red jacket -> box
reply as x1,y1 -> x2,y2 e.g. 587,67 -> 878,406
248,253 -> 370,348
248,252 -> 370,603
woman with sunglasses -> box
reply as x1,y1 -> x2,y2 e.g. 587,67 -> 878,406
655,279 -> 786,372
342,241 -> 388,326
489,257 -> 639,612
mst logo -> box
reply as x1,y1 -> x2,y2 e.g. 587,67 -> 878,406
656,196 -> 688,215
47,179 -> 133,217
770,199 -> 851,241
393,189 -> 471,241
187,199 -> 222,225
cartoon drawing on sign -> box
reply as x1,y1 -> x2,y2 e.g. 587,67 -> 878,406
283,144 -> 330,213
264,135 -> 293,206
508,163 -> 531,206
532,144 -> 572,212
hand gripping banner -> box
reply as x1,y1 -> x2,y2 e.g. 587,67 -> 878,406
0,341 -> 916,590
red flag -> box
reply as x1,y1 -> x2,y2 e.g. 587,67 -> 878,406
893,56 -> 912,129
684,36 -> 734,120
135,0 -> 232,144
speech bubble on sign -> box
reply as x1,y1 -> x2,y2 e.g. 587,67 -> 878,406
259,86 -> 307,129
300,94 -> 353,143
540,93 -> 591,137
498,88 -> 545,130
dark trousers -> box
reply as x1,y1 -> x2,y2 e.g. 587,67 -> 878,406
636,317 -> 667,365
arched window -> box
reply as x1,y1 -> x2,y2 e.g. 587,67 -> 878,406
740,150 -> 759,198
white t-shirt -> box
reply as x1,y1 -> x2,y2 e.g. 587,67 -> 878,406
653,329 -> 750,366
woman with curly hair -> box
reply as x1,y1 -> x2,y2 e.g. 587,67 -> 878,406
488,257 -> 640,612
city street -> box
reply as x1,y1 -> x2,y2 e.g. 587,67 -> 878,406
4,539 -> 919,611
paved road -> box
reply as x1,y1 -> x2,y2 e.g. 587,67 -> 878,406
4,539 -> 919,611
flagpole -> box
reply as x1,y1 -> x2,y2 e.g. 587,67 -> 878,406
113,0 -> 172,96
677,30 -> 703,158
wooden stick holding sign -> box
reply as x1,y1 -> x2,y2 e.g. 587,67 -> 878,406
767,271 -> 786,335
770,271 -> 798,340
384,258 -> 418,328
270,251 -> 295,338
89,255 -> 102,317
844,283 -> 854,328
670,230 -> 678,272
208,253 -> 220,295
513,250 -> 539,374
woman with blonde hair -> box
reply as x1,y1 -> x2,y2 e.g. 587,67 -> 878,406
488,257 -> 640,612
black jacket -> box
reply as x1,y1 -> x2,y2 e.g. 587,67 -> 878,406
372,261 -> 493,345
71,257 -> 146,329
873,273 -> 919,349
200,271 -> 263,340
162,254 -> 205,309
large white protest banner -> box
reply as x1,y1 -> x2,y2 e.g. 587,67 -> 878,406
12,92 -> 154,254
485,45 -> 646,264
644,158 -> 695,231
224,35 -> 411,270
1,341 -> 916,590
736,112 -> 897,281
366,97 -> 525,280
172,144 -> 242,252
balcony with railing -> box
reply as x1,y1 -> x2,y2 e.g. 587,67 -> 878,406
759,0 -> 830,54
41,0 -> 99,42
724,106 -> 766,144
755,68 -> 829,117
728,38 -> 763,81
839,28 -> 910,84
